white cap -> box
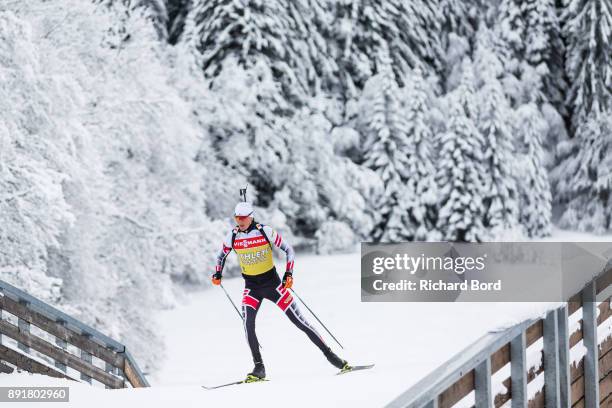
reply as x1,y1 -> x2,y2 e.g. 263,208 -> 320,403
234,202 -> 254,217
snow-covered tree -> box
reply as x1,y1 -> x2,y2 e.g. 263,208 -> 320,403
357,49 -> 412,241
392,68 -> 438,240
435,60 -> 488,242
183,0 -> 334,104
492,0 -> 567,112
331,0 -> 444,94
180,0 -> 339,208
495,0 -> 524,73
514,103 -> 552,237
0,0 -> 228,371
273,107 -> 383,240
474,28 -> 520,233
96,0 -> 169,40
440,0 -> 481,41
167,0 -> 191,43
522,0 -> 566,113
562,0 -> 612,123
553,112 -> 612,232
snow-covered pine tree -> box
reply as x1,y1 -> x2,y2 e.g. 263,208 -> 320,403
179,0 -> 294,204
521,0 -> 567,115
331,0 -> 444,94
514,103 -> 552,237
474,27 -> 520,234
183,0 -> 335,105
440,0 -> 481,42
495,0 -> 524,73
285,0 -> 339,96
95,0 -> 169,40
554,112 -> 612,232
167,0 -> 191,44
562,0 -> 612,124
273,107 -> 383,241
393,68 -> 438,240
357,48 -> 411,241
435,59 -> 488,242
1,0 -> 229,371
180,0 -> 341,208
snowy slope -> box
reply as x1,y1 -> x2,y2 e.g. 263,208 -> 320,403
2,228 -> 611,407
149,251 -> 562,407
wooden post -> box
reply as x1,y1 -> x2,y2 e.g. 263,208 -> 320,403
424,397 -> 438,408
54,319 -> 67,372
582,281 -> 600,408
80,333 -> 93,384
0,300 -> 3,368
475,357 -> 493,408
557,305 -> 571,408
511,331 -> 528,408
17,300 -> 30,353
543,309 -> 560,407
105,345 -> 117,389
0,298 -> 3,346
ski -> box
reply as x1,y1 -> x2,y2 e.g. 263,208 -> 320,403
337,364 -> 375,375
202,377 -> 268,390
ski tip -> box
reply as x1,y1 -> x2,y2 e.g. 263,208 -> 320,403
336,363 -> 375,375
202,378 -> 269,390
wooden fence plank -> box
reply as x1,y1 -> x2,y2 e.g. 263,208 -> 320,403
528,389 -> 545,408
124,357 -> 148,388
568,293 -> 583,316
569,298 -> 611,349
526,321 -> 544,348
0,344 -> 70,380
571,342 -> 612,403
0,360 -> 13,374
0,296 -> 124,368
491,344 -> 510,374
0,319 -> 123,388
600,373 -> 612,404
596,267 -> 612,296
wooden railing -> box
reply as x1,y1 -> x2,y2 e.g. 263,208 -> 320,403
387,260 -> 612,408
0,279 -> 148,388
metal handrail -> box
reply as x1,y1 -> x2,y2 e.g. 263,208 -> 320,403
387,261 -> 612,408
386,317 -> 539,408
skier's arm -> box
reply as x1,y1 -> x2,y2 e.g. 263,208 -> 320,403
264,225 -> 294,273
213,231 -> 234,282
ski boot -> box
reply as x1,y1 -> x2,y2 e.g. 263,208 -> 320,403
324,348 -> 351,373
245,361 -> 266,383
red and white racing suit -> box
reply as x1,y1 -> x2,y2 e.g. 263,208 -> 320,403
215,221 -> 329,364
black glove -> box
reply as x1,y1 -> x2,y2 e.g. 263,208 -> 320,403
282,271 -> 293,289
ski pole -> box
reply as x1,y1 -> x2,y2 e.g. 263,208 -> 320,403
219,283 -> 263,350
220,283 -> 243,321
289,288 -> 344,349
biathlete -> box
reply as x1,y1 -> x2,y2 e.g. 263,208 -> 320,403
212,201 -> 349,382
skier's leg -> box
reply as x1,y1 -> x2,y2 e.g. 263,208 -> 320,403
241,288 -> 263,364
270,283 -> 329,353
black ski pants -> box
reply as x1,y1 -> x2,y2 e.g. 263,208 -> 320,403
241,272 -> 328,364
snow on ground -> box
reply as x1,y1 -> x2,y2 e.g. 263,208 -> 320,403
1,228 -> 611,407
147,251 -> 561,407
